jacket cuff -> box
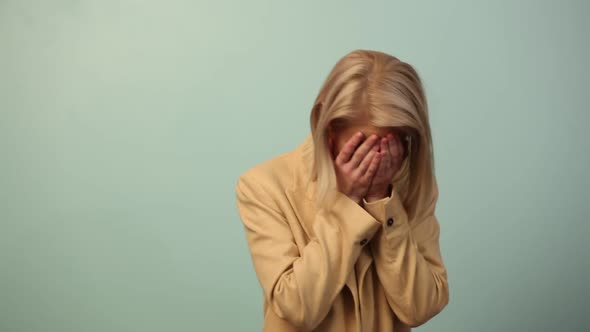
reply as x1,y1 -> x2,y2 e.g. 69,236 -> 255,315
324,189 -> 382,245
362,190 -> 393,223
362,186 -> 410,239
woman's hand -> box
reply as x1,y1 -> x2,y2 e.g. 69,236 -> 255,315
365,133 -> 406,202
333,132 -> 382,204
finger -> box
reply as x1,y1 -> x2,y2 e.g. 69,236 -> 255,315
335,131 -> 365,165
348,134 -> 379,169
381,137 -> 392,167
361,150 -> 381,182
355,144 -> 379,176
387,134 -> 397,161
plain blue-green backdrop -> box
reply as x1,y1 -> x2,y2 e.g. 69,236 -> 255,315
1,1 -> 588,331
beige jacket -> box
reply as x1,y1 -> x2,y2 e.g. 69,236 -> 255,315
235,133 -> 449,332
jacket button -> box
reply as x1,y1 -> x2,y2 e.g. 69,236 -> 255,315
360,239 -> 368,246
387,218 -> 394,226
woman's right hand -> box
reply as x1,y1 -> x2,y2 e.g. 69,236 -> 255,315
333,132 -> 382,204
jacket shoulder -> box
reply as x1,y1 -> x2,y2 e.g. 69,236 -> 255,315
235,150 -> 296,200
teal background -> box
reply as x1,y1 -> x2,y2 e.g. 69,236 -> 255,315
1,1 -> 588,331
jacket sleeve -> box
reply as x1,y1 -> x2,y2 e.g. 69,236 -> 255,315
235,173 -> 382,331
361,182 -> 450,327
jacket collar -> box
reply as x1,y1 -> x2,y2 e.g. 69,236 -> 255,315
279,132 -> 316,197
283,133 -> 374,293
283,132 -> 317,239
285,133 -> 373,294
298,132 -> 317,201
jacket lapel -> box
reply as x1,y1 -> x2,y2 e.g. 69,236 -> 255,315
282,133 -> 318,240
284,186 -> 316,241
284,133 -> 375,296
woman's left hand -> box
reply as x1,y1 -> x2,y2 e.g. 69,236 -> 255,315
365,133 -> 406,201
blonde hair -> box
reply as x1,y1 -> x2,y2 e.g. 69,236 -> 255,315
307,49 -> 437,222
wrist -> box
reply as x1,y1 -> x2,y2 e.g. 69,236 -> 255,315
365,184 -> 393,202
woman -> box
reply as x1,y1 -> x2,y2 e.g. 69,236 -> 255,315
235,49 -> 449,331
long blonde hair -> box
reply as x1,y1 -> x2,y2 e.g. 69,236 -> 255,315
308,49 -> 437,222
